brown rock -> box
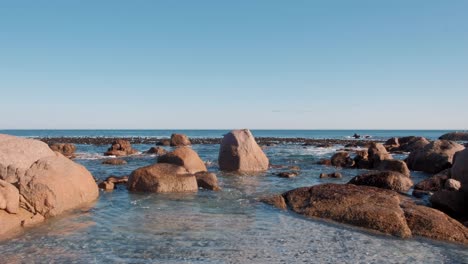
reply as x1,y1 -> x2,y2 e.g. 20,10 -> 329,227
353,149 -> 371,169
104,139 -> 138,156
376,159 -> 410,177
406,140 -> 464,174
319,172 -> 342,179
21,213 -> 45,228
158,146 -> 207,174
102,159 -> 127,165
368,142 -> 393,167
19,152 -> 99,217
156,139 -> 171,146
277,172 -> 299,178
349,171 -> 413,193
49,143 -> 76,158
451,148 -> 468,193
289,166 -> 301,171
439,132 -> 468,141
330,152 -> 354,168
412,169 -> 449,197
384,137 -> 400,151
317,159 -> 332,166
430,190 -> 468,217
146,146 -> 167,155
127,163 -> 197,193
0,209 -> 40,239
0,179 -> 19,214
218,129 -> 269,172
260,195 -> 287,210
195,171 -> 220,191
397,136 -> 430,152
170,133 -> 191,147
105,175 -> 128,185
98,181 -> 115,191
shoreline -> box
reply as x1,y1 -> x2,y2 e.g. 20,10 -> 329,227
36,136 -> 381,146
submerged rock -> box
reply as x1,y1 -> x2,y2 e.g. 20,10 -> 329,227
277,171 -> 299,178
49,143 -> 76,158
195,172 -> 221,191
127,163 -> 197,193
406,140 -> 464,174
319,172 -> 342,179
218,129 -> 269,172
98,181 -> 115,191
158,146 -> 207,174
102,159 -> 127,165
170,133 -> 191,147
104,139 -> 138,156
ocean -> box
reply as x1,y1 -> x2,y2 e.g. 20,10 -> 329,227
0,130 -> 466,263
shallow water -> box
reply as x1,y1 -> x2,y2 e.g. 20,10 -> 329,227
1,143 -> 467,263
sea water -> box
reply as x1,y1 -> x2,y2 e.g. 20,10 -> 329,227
0,130 -> 466,263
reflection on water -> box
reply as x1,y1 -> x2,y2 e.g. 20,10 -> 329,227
0,144 -> 466,263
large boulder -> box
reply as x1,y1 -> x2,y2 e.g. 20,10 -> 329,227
451,148 -> 468,193
104,139 -> 138,156
397,136 -> 430,152
375,159 -> 410,177
264,183 -> 468,244
348,171 -> 413,193
49,143 -> 76,158
430,190 -> 468,217
0,134 -> 55,183
330,152 -> 354,168
127,163 -> 197,193
368,143 -> 392,167
170,134 -> 191,147
19,152 -> 99,217
158,147 -> 207,174
406,140 -> 464,174
218,129 -> 269,172
440,132 -> 468,141
353,149 -> 371,169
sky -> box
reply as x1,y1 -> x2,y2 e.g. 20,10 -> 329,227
0,0 -> 467,129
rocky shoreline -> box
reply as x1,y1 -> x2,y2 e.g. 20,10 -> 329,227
36,136 -> 381,147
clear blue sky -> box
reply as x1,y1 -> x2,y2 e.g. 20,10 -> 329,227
1,0 -> 467,129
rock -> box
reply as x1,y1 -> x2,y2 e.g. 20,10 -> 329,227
353,149 -> 371,169
170,133 -> 191,147
156,139 -> 171,146
349,171 -> 413,193
445,179 -> 461,191
451,148 -> 468,193
430,190 -> 468,217
439,132 -> 468,141
265,183 -> 468,244
384,137 -> 400,151
375,159 -> 410,177
195,172 -> 221,191
49,143 -> 76,158
0,179 -> 19,214
158,146 -> 207,174
218,129 -> 269,172
319,172 -> 342,179
277,172 -> 299,178
330,152 -> 354,168
406,140 -> 464,174
146,147 -> 167,155
317,159 -> 332,166
0,134 -> 55,183
280,184 -> 412,237
102,159 -> 127,165
401,201 -> 468,245
412,169 -> 450,197
127,163 -> 197,193
397,136 -> 430,152
289,166 -> 301,171
21,213 -> 45,228
104,139 -> 138,156
0,209 -> 40,239
19,152 -> 99,217
104,175 -> 128,185
368,142 -> 393,167
98,181 -> 115,191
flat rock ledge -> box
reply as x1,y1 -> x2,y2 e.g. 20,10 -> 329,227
262,183 -> 468,245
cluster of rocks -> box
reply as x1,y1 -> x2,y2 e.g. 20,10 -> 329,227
0,134 -> 98,239
104,139 -> 139,156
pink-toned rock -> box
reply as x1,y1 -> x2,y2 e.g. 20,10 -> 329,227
49,143 -> 76,158
0,209 -> 40,239
170,134 -> 191,147
146,146 -> 167,155
0,179 -> 19,214
19,152 -> 99,217
158,147 -> 207,174
218,129 -> 269,172
98,181 -> 115,191
104,139 -> 138,156
195,171 -> 221,191
128,163 -> 197,193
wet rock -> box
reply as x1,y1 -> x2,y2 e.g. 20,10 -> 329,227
104,175 -> 128,185
98,181 -> 115,191
317,159 -> 332,166
104,139 -> 138,156
49,143 -> 76,158
430,190 -> 468,218
330,152 -> 354,168
397,136 -> 430,152
406,140 -> 464,174
146,146 -> 167,155
319,172 -> 342,179
1,209 -> 41,238
156,139 -> 171,146
102,159 -> 127,165
277,172 -> 299,178
375,159 -> 410,177
218,129 -> 269,172
349,171 -> 413,193
170,133 -> 191,147
445,179 -> 461,191
439,132 -> 468,141
0,179 -> 19,214
451,148 -> 468,193
195,172 -> 220,191
127,163 -> 197,193
158,146 -> 207,174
